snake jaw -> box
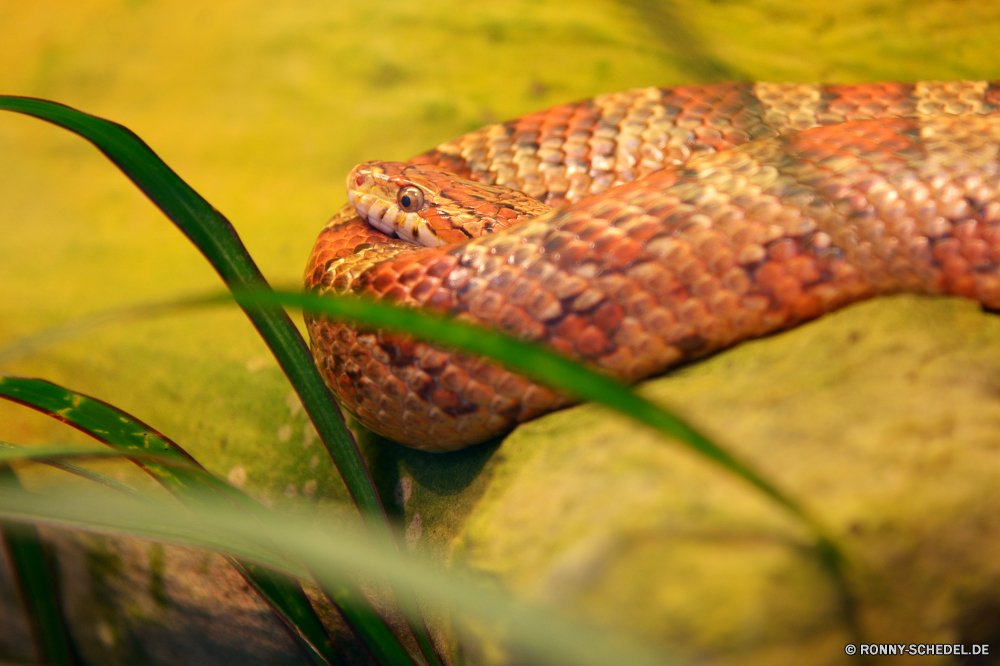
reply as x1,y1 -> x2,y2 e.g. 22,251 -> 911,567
356,190 -> 442,246
347,189 -> 396,236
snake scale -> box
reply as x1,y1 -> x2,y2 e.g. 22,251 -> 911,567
304,81 -> 1000,451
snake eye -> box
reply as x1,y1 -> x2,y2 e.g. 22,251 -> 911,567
397,186 -> 424,213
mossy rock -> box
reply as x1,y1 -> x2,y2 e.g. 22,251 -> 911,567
376,295 -> 1000,665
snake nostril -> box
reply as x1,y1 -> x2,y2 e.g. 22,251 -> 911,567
355,175 -> 365,187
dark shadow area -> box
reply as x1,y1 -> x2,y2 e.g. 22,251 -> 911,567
362,430 -> 503,520
955,595 -> 1000,665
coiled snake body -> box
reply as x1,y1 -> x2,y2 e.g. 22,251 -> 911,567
305,81 -> 1000,451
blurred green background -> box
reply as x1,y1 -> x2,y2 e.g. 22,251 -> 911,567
1,0 -> 999,501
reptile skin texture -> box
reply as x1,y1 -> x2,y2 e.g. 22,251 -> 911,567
305,81 -> 1000,451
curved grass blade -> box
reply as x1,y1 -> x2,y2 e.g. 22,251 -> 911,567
32,285 -> 849,577
0,446 -> 415,666
239,292 -> 843,554
0,438 -> 421,665
0,297 -> 207,366
0,442 -> 251,495
0,442 -> 145,499
0,95 -> 383,528
231,288 -> 859,629
0,375 -> 198,484
0,485 -> 681,666
0,468 -> 77,665
0,377 -> 367,666
0,96 -> 438,664
0,442 -> 148,464
0,442 -> 194,465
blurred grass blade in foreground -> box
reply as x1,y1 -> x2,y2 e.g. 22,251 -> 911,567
0,95 -> 436,665
0,466 -> 77,665
237,290 -> 848,565
0,376 -> 409,666
0,483 -> 677,666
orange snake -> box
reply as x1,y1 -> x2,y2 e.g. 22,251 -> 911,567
304,81 -> 1000,452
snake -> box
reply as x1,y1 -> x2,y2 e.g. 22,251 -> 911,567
304,81 -> 1000,452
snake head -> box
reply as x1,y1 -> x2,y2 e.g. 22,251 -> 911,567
347,160 -> 551,247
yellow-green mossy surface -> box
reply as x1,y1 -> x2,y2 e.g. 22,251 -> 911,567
385,296 -> 1000,665
4,1 -> 1000,664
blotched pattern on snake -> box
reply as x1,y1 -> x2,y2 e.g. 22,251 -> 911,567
305,81 -> 1000,451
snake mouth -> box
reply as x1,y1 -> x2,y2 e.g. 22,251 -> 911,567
348,188 -> 446,248
348,189 -> 398,238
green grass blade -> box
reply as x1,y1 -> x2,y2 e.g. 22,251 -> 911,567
0,442 -> 417,664
0,95 -> 453,664
0,441 -> 146,499
0,469 -> 77,665
0,375 -> 200,491
247,294 -> 834,527
0,443 -> 160,465
228,562 -> 350,666
233,291 -> 851,583
231,289 -> 858,640
0,288 -> 843,564
324,582 -> 424,666
0,485 -> 680,666
0,442 -> 247,502
0,298 -> 203,366
0,95 -> 384,528
0,377 -> 382,666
